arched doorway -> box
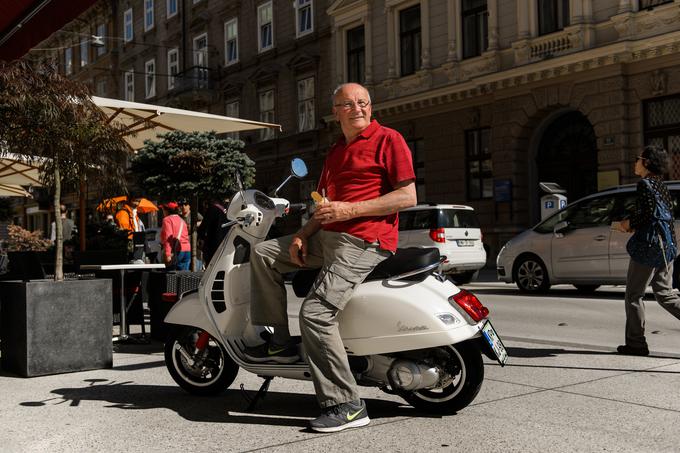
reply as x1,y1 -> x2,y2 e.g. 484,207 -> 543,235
535,111 -> 598,204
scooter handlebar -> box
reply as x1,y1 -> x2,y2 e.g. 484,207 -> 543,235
287,203 -> 307,215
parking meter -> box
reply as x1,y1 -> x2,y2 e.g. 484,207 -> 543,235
539,182 -> 567,220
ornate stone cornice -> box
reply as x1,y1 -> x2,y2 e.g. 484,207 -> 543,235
371,35 -> 680,118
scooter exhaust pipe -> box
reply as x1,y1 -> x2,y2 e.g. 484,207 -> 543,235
388,360 -> 441,391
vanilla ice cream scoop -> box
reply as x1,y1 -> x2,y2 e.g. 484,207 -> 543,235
311,191 -> 329,205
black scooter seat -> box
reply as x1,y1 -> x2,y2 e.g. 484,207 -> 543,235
290,247 -> 440,297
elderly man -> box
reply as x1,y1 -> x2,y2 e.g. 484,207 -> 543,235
245,82 -> 416,432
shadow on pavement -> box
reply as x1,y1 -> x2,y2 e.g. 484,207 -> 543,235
507,346 -> 613,358
18,379 -> 422,427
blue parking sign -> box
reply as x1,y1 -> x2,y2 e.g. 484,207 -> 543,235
544,200 -> 554,209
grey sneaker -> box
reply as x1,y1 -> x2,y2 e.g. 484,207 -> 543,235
310,400 -> 370,433
242,342 -> 299,364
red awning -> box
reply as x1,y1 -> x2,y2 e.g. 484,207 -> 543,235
0,0 -> 97,62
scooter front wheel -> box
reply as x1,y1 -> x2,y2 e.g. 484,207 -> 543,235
164,326 -> 239,396
397,341 -> 484,415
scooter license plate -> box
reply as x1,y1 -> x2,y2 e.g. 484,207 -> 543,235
481,320 -> 508,366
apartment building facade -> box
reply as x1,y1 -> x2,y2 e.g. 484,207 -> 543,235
28,0 -> 680,259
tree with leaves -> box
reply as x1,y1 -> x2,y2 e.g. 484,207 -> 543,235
0,61 -> 129,280
131,130 -> 255,270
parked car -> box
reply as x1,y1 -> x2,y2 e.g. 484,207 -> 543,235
398,203 -> 486,284
496,181 -> 680,293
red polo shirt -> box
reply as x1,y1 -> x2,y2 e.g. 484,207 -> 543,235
317,120 -> 415,252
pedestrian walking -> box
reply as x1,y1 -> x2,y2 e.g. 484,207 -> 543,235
160,201 -> 191,271
613,145 -> 680,355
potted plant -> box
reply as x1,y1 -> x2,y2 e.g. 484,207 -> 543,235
0,60 -> 129,376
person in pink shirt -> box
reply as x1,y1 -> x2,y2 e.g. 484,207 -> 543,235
160,201 -> 191,271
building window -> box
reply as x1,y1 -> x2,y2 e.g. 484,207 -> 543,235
167,0 -> 177,18
259,89 -> 275,141
399,5 -> 421,77
640,0 -> 673,9
295,0 -> 313,37
124,8 -> 133,42
225,100 -> 240,139
144,0 -> 154,31
124,70 -> 134,101
80,39 -> 89,67
145,59 -> 156,98
224,18 -> 238,65
466,128 -> 492,200
297,77 -> 315,132
65,47 -> 73,75
462,0 -> 488,59
346,26 -> 365,84
644,95 -> 680,179
167,48 -> 179,90
407,138 -> 426,201
258,2 -> 274,52
96,79 -> 107,96
95,24 -> 106,57
538,0 -> 569,36
193,33 -> 208,67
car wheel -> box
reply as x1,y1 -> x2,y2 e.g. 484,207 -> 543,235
513,255 -> 550,293
574,284 -> 600,293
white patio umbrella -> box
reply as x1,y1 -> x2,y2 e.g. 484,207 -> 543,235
91,96 -> 281,150
0,184 -> 32,197
0,153 -> 42,187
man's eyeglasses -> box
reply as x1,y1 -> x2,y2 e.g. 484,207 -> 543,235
334,100 -> 370,110
636,156 -> 647,162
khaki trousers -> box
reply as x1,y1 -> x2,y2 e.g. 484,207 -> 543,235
625,259 -> 680,348
251,230 -> 389,407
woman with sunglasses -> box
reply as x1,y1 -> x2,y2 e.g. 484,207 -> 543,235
614,145 -> 680,355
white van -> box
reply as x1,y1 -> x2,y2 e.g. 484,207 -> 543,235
398,204 -> 486,284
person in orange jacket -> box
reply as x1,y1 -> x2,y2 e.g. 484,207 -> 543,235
115,194 -> 144,239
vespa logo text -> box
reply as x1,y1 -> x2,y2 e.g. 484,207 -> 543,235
397,321 -> 429,332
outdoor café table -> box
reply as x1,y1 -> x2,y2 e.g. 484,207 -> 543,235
79,263 -> 165,342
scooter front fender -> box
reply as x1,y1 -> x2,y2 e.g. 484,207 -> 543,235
164,290 -> 222,341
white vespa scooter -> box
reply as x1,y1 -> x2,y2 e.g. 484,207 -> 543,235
164,158 -> 507,414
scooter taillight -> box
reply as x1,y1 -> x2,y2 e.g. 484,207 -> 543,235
429,228 -> 446,243
449,289 -> 489,322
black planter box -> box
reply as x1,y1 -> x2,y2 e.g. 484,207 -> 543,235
0,279 -> 113,377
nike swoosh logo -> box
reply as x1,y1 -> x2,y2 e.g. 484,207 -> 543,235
347,407 -> 364,421
267,346 -> 286,355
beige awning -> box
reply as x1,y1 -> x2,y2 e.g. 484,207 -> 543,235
92,96 -> 282,151
0,153 -> 42,186
0,183 -> 32,197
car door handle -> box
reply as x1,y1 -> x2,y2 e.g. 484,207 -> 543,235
594,235 -> 607,241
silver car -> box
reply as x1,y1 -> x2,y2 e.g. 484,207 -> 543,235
497,182 -> 680,293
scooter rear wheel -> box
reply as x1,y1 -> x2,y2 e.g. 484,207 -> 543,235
397,341 -> 484,415
164,326 -> 239,396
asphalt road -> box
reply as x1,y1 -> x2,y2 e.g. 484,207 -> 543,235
1,276 -> 679,452
466,274 -> 680,357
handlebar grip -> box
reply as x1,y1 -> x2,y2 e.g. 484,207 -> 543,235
288,203 -> 307,215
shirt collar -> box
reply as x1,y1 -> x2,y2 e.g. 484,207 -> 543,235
336,119 -> 380,146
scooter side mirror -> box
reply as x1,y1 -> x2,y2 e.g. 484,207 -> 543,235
272,158 -> 309,196
291,158 -> 308,178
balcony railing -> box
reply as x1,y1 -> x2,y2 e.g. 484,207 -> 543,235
172,66 -> 216,93
529,31 -> 575,60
